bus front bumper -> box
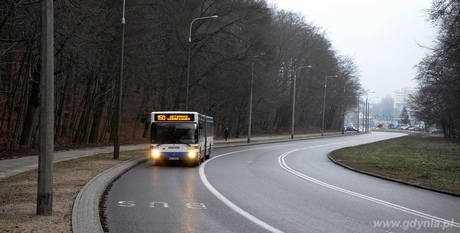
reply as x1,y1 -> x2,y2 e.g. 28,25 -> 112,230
150,150 -> 199,161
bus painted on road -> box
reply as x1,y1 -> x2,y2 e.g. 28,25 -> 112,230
149,111 -> 214,166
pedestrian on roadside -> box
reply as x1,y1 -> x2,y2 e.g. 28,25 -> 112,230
224,128 -> 229,141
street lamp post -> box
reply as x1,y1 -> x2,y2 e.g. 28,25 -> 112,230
37,0 -> 54,215
357,95 -> 360,133
114,0 -> 126,160
367,100 -> 371,132
365,97 -> 368,132
321,75 -> 338,136
362,90 -> 375,132
362,99 -> 366,132
247,53 -> 266,143
186,15 -> 218,111
291,65 -> 312,139
341,79 -> 352,135
366,97 -> 378,132
248,62 -> 254,143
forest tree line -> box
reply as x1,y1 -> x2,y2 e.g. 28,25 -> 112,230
1,0 -> 362,153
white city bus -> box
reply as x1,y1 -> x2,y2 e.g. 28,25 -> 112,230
149,111 -> 214,166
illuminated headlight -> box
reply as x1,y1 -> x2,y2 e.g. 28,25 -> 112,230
188,151 -> 197,158
151,149 -> 161,159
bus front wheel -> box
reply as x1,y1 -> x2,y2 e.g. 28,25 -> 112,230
193,156 -> 201,167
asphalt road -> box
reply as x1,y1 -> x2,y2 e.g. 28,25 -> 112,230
104,132 -> 460,232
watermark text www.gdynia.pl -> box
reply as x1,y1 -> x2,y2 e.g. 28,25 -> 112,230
374,218 -> 455,230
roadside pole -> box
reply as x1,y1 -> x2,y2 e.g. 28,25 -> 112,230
37,0 -> 54,215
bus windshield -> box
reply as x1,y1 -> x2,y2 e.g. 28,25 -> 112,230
151,122 -> 197,144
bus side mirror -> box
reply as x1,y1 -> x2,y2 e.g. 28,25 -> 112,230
199,124 -> 203,129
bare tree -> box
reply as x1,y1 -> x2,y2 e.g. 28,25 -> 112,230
0,0 -> 363,153
413,0 -> 460,138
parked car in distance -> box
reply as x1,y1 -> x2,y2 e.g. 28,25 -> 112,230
430,128 -> 443,133
398,125 -> 410,130
409,126 -> 425,131
345,126 -> 358,131
388,124 -> 397,129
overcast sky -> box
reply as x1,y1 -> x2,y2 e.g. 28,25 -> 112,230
271,0 -> 437,100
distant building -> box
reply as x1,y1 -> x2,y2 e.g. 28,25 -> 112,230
393,87 -> 417,124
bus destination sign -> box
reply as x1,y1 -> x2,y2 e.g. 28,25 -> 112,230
155,114 -> 195,122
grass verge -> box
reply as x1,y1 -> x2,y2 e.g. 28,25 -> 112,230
330,133 -> 460,195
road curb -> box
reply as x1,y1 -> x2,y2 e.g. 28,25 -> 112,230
72,157 -> 148,233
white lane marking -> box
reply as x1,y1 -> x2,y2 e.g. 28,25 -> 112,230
200,146 -> 284,233
278,147 -> 460,229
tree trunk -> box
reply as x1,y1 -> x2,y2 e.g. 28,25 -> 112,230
89,79 -> 107,144
19,62 -> 40,147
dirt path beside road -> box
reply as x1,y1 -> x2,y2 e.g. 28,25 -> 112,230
0,151 -> 145,233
